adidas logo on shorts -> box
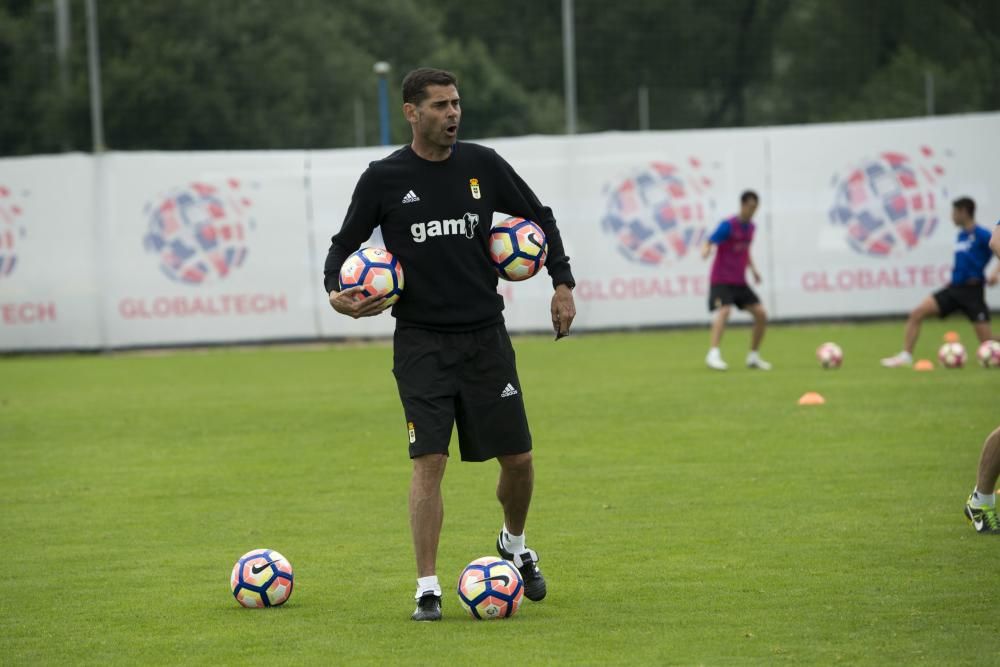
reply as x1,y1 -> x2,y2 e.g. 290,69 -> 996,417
500,383 -> 518,398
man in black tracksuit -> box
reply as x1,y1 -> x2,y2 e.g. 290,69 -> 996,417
324,68 -> 576,621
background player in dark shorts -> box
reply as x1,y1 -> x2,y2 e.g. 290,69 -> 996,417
701,191 -> 771,371
881,197 -> 999,367
323,68 -> 576,621
707,284 -> 760,313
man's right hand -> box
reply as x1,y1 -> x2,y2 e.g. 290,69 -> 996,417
328,287 -> 390,319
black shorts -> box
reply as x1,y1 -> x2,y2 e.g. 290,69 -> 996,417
708,284 -> 761,312
392,323 -> 532,462
933,284 -> 989,322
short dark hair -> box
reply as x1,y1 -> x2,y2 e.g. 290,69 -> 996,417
953,196 -> 975,217
402,68 -> 458,105
740,190 -> 759,204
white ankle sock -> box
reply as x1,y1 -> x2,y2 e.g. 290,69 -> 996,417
708,347 -> 721,358
415,575 -> 441,599
973,489 -> 996,508
502,525 -> 526,554
747,350 -> 760,361
899,351 -> 913,362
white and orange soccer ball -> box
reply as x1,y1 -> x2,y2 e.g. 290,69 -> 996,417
977,340 -> 1000,368
816,342 -> 843,369
339,247 -> 404,305
230,549 -> 294,608
938,342 -> 967,369
457,556 -> 524,620
489,217 -> 547,281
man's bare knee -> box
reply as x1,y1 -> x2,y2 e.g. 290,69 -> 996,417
413,453 -> 448,476
498,451 -> 532,472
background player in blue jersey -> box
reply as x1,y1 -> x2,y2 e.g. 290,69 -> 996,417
963,221 -> 1000,534
881,197 -> 999,367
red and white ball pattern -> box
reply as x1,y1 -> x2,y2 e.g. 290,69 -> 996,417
977,340 -> 1000,369
338,247 -> 404,305
489,217 -> 547,281
457,556 -> 524,620
816,342 -> 843,369
230,549 -> 294,608
938,342 -> 967,369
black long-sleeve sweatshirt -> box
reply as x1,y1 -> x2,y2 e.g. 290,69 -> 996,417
323,142 -> 575,332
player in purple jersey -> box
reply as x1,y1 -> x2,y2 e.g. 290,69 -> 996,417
701,191 -> 771,371
963,221 -> 1000,534
881,197 -> 998,367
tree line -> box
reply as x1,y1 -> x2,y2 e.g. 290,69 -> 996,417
1,0 -> 997,155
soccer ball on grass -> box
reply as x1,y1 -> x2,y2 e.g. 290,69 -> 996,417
457,556 -> 524,619
816,342 -> 843,369
977,340 -> 1000,368
231,549 -> 294,608
938,342 -> 966,369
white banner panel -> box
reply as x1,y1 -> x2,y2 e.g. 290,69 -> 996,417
0,155 -> 102,350
2,112 -> 997,351
768,113 -> 1000,319
490,130 -> 772,330
99,152 -> 317,347
312,132 -> 772,336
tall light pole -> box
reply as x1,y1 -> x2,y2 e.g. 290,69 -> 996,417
85,0 -> 105,152
54,0 -> 70,99
54,0 -> 71,151
925,70 -> 935,116
374,61 -> 391,146
638,85 -> 650,131
562,0 -> 577,134
353,97 -> 366,147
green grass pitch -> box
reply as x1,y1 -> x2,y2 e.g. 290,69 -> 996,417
2,320 -> 997,664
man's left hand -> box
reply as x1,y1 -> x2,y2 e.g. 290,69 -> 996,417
551,284 -> 576,337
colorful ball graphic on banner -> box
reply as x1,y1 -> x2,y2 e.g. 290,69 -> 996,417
0,185 -> 27,280
602,160 -> 714,266
828,148 -> 947,257
143,180 -> 255,285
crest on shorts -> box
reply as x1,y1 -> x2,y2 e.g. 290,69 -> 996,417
469,178 -> 481,200
407,421 -> 416,444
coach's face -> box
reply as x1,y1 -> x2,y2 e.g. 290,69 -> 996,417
405,84 -> 461,149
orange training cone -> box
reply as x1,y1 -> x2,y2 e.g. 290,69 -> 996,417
943,331 -> 960,343
914,359 -> 934,371
798,392 -> 825,405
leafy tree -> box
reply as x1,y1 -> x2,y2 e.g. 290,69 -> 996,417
0,0 -> 996,154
